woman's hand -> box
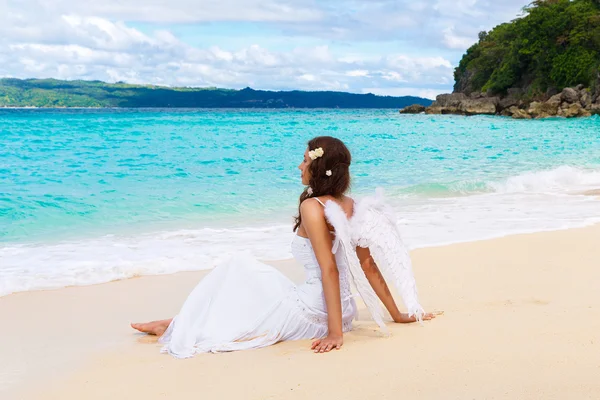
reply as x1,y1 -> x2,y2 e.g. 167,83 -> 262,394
393,311 -> 439,323
311,334 -> 343,353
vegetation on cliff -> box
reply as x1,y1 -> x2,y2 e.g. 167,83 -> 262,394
454,0 -> 600,97
0,78 -> 431,108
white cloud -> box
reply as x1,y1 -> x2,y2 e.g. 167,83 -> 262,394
1,0 -> 324,24
442,26 -> 478,50
0,14 -> 455,94
1,0 -> 532,46
346,70 -> 369,77
265,0 -> 530,48
0,0 -> 532,95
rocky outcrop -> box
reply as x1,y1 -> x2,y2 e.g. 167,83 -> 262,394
424,93 -> 498,115
399,104 -> 426,114
557,102 -> 591,118
546,93 -> 562,107
580,91 -> 592,108
561,87 -> 579,104
505,106 -> 532,119
460,98 -> 498,115
435,93 -> 468,107
417,85 -> 600,119
528,102 -> 559,119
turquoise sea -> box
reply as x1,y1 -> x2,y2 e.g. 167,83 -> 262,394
2,109 -> 600,296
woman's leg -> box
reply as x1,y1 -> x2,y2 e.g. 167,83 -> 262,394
131,319 -> 173,336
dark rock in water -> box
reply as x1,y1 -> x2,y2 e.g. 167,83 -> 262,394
399,104 -> 426,114
425,106 -> 459,115
424,106 -> 442,114
577,104 -> 591,117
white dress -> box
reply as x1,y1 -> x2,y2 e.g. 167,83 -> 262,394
159,234 -> 357,358
159,191 -> 425,358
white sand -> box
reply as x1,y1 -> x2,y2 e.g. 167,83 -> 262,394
2,225 -> 600,400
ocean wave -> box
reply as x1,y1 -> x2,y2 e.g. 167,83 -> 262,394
2,185 -> 600,297
0,225 -> 294,297
398,165 -> 600,197
488,165 -> 600,194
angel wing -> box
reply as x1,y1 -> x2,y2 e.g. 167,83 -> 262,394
323,201 -> 389,334
350,188 -> 424,322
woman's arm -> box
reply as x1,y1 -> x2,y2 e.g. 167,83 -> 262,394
300,199 -> 344,352
355,246 -> 404,321
356,247 -> 432,323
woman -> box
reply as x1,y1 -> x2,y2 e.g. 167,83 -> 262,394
132,136 -> 435,357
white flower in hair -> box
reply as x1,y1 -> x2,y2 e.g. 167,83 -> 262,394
308,147 -> 324,160
326,170 -> 332,176
307,187 -> 313,196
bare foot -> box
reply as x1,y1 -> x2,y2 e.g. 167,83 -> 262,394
131,319 -> 172,336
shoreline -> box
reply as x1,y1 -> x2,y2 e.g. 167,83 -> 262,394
2,224 -> 600,399
3,182 -> 600,298
3,219 -> 600,299
400,86 -> 600,119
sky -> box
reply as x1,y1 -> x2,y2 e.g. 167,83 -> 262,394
0,0 -> 531,99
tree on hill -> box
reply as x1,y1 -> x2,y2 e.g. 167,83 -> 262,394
454,0 -> 600,97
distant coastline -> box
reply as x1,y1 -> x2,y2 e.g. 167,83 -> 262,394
0,78 -> 432,109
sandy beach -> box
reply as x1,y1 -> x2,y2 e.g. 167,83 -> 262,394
2,224 -> 600,400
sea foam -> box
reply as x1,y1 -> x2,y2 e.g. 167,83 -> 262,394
2,167 -> 600,297
489,165 -> 600,194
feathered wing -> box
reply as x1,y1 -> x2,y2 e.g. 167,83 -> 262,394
350,189 -> 424,322
323,201 -> 388,334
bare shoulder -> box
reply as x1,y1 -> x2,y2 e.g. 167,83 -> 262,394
300,198 -> 325,218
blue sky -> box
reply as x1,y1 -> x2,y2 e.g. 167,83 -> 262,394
0,0 -> 531,99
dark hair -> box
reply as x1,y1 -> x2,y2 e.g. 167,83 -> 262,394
293,136 -> 351,231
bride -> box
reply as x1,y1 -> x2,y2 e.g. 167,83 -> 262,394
132,136 -> 435,357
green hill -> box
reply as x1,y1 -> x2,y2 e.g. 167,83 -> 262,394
454,0 -> 600,98
0,78 -> 432,108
